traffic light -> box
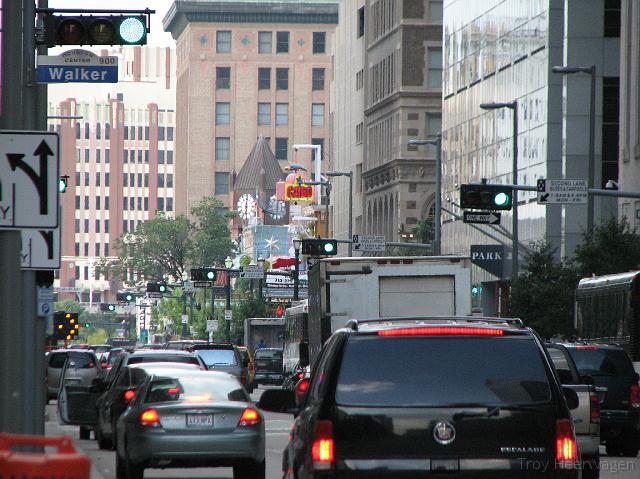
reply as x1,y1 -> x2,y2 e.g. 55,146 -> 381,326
191,268 -> 217,281
147,281 -> 168,293
116,292 -> 136,302
53,312 -> 66,340
274,304 -> 286,317
99,303 -> 116,312
63,312 -> 79,341
301,238 -> 338,256
58,176 -> 68,193
43,14 -> 148,47
460,184 -> 513,211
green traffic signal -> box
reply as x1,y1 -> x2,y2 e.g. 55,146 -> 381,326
324,242 -> 335,254
460,184 -> 513,211
119,17 -> 147,44
206,271 -> 215,280
44,14 -> 148,47
58,176 -> 68,193
493,192 -> 510,207
158,284 -> 167,293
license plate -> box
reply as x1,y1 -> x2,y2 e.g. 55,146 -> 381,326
186,414 -> 213,427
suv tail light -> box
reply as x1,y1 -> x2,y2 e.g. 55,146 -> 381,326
87,362 -> 95,369
378,326 -> 504,336
238,408 -> 261,427
630,384 -> 640,409
139,408 -> 161,428
589,393 -> 600,423
311,420 -> 334,471
101,362 -> 111,369
555,419 -> 577,468
123,389 -> 136,403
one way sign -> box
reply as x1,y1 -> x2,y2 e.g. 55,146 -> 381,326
0,132 -> 59,228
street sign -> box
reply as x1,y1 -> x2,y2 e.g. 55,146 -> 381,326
0,132 -> 59,228
21,227 -> 60,269
352,234 -> 386,252
470,245 -> 508,279
206,319 -> 218,332
147,292 -> 163,299
36,50 -> 118,83
224,309 -> 233,321
193,281 -> 213,288
240,265 -> 264,279
537,179 -> 588,204
463,211 -> 501,225
181,314 -> 188,324
182,280 -> 195,293
37,286 -> 54,318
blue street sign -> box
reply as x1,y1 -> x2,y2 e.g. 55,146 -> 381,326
36,50 -> 118,84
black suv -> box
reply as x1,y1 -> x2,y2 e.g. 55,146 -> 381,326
560,341 -> 640,457
260,317 -> 581,478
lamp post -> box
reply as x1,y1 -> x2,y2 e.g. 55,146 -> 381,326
480,101 -> 518,279
293,239 -> 302,300
409,134 -> 442,255
292,144 -> 322,205
552,64 -> 596,233
326,171 -> 354,256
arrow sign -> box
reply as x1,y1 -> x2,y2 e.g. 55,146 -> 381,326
463,211 -> 501,225
0,132 -> 59,229
536,178 -> 587,204
539,193 -> 550,203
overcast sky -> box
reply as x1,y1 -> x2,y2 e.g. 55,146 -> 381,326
47,0 -> 176,52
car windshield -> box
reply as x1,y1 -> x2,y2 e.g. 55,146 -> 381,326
127,355 -> 200,366
568,348 -> 635,376
335,336 -> 552,407
255,349 -> 282,359
144,374 -> 249,403
195,349 -> 237,366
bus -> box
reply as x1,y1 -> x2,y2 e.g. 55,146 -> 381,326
282,299 -> 309,387
575,271 -> 640,363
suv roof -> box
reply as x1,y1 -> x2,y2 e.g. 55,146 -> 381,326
344,316 -> 528,334
190,343 -> 236,350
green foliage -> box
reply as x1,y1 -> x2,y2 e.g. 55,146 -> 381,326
191,197 -> 236,267
55,299 -> 85,314
574,217 -> 640,277
230,295 -> 273,346
153,289 -> 186,337
412,217 -> 434,245
86,328 -> 109,344
508,241 -> 578,339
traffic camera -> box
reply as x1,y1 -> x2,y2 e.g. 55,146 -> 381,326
146,281 -> 168,293
301,238 -> 338,256
460,184 -> 513,211
191,268 -> 217,281
43,14 -> 148,47
58,175 -> 68,193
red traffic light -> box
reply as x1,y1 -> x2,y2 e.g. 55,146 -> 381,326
275,305 -> 285,317
57,18 -> 85,44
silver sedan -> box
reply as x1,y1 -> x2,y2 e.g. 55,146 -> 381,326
114,369 -> 265,479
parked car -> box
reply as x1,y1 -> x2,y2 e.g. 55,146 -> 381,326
115,369 -> 265,479
561,341 -> 640,457
546,342 -> 601,478
260,317 -> 581,478
253,348 -> 283,385
191,344 -> 251,392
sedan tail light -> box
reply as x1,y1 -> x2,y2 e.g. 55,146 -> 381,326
139,408 -> 161,428
238,408 -> 261,427
101,362 -> 111,369
556,419 -> 578,468
630,384 -> 640,409
311,420 -> 334,471
123,389 -> 136,403
590,393 -> 600,423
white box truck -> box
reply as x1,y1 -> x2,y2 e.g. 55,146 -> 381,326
305,256 -> 472,368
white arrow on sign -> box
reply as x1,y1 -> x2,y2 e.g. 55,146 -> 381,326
21,227 -> 61,270
0,132 -> 59,229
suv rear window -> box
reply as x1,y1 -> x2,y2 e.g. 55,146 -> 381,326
49,352 -> 67,368
195,349 -> 237,366
67,352 -> 96,369
255,349 -> 282,359
568,348 -> 635,377
335,336 -> 551,407
127,355 -> 200,366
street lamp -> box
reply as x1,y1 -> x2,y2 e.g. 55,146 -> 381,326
224,256 -> 233,269
292,144 -> 322,205
552,64 -> 596,233
480,100 -> 518,279
409,134 -> 442,255
326,171 -> 354,256
292,239 -> 302,300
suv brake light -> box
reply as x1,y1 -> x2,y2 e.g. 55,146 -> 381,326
238,408 -> 261,427
378,327 -> 504,336
311,420 -> 334,470
556,419 -> 577,467
576,345 -> 599,350
589,393 -> 600,423
123,389 -> 136,403
139,408 -> 161,428
630,384 -> 640,409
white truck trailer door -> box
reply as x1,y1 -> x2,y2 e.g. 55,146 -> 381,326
378,275 -> 456,317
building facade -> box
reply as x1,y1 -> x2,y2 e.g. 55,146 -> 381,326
441,0 -> 619,313
48,46 -> 176,306
163,0 -> 339,222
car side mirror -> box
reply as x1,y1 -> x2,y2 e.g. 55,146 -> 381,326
556,369 -> 573,384
563,387 -> 579,410
258,389 -> 296,414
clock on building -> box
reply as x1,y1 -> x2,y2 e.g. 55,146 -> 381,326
268,198 -> 287,220
237,194 -> 257,220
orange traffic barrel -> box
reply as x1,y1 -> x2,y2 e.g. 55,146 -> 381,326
0,432 -> 90,478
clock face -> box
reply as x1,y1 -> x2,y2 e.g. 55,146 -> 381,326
268,198 -> 287,220
237,194 -> 257,220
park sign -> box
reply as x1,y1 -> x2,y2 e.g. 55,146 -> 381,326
36,49 -> 118,83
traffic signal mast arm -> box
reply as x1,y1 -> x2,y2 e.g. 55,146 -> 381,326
465,181 -> 640,199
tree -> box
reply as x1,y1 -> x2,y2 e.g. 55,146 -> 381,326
191,197 -> 236,267
574,217 -> 640,277
509,241 -> 578,339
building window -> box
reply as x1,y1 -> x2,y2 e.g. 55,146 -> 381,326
105,196 -> 109,209
75,172 -> 80,186
138,126 -> 143,139
602,77 -> 619,186
95,219 -> 101,233
258,103 -> 271,125
95,172 -> 101,186
96,196 -> 101,209
123,173 -> 128,186
312,138 -> 324,160
312,68 -> 325,90
105,243 -> 109,256
84,243 -> 89,256
216,67 -> 230,89
356,122 -> 363,144
358,6 -> 365,37
275,138 -> 288,160
105,149 -> 110,163
313,32 -> 326,54
258,31 -> 272,53
75,219 -> 80,233
427,48 -> 442,89
144,126 -> 149,140
426,114 -> 442,138
258,67 -> 271,89
158,127 -> 165,141
144,197 -> 148,211
75,122 -> 80,139
167,127 -> 174,141
216,31 -> 231,53
130,125 -> 135,139
216,102 -> 230,125
123,221 -> 128,233
144,173 -> 149,187
158,150 -> 165,164
84,149 -> 89,162
105,219 -> 109,233
215,172 -> 230,195
166,198 -> 173,211
157,197 -> 165,211
129,197 -> 134,210
138,197 -> 142,210
276,103 -> 289,125
74,243 -> 80,256
312,103 -> 325,127
96,149 -> 101,163
85,172 -> 90,186
84,196 -> 89,209
167,151 -> 173,164
124,126 -> 129,139
604,0 -> 621,37
158,173 -> 165,188
276,31 -> 289,53
276,68 -> 289,90
75,195 -> 80,209
105,123 -> 111,139
216,137 -> 230,161
167,174 -> 173,188
84,122 -> 90,139
429,1 -> 443,21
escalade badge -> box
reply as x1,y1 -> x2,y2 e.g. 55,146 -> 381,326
433,421 -> 456,445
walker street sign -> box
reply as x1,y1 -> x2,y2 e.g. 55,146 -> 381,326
470,244 -> 507,278
36,49 -> 118,83
537,179 -> 587,204
463,211 -> 501,225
